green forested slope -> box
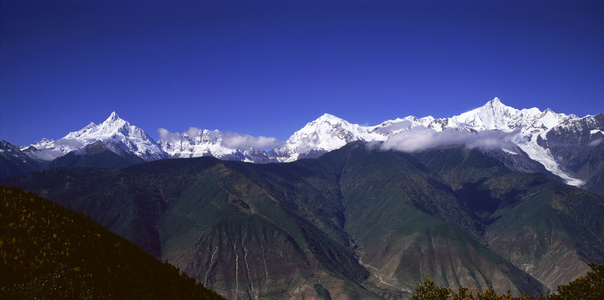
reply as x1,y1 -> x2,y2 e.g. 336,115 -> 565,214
0,186 -> 224,299
414,147 -> 604,291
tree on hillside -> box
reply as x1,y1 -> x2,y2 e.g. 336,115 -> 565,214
412,264 -> 603,299
548,264 -> 603,300
412,277 -> 450,300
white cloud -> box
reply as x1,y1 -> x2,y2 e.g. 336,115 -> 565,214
222,131 -> 284,150
157,128 -> 180,142
158,128 -> 284,150
381,128 -> 516,152
185,127 -> 203,138
28,148 -> 64,161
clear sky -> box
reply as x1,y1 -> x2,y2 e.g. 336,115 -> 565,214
1,0 -> 603,146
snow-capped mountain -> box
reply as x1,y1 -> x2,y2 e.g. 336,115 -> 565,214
270,97 -> 542,163
438,99 -> 595,186
159,129 -> 230,159
1,140 -> 48,177
267,97 -> 602,188
428,98 -> 588,185
447,97 -> 544,131
23,112 -> 165,162
269,113 -> 387,162
4,98 -> 603,195
157,128 -> 272,163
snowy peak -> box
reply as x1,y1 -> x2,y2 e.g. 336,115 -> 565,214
270,113 -> 387,162
374,115 -> 437,133
102,111 -> 129,129
27,112 -> 165,162
288,114 -> 358,148
295,113 -> 354,137
106,111 -> 120,122
158,128 -> 236,159
314,113 -> 347,124
270,98 -> 597,187
446,97 -> 574,134
480,97 -> 511,114
531,109 -> 569,131
450,97 -> 523,131
64,112 -> 130,141
297,113 -> 352,136
157,127 -> 280,163
11,98 -> 602,189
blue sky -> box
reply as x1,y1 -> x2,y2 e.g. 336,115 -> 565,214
1,0 -> 603,146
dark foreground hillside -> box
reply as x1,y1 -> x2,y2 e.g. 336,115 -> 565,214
0,186 -> 224,300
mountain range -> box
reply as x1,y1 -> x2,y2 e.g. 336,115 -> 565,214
2,97 -> 603,197
2,142 -> 603,299
1,98 -> 603,299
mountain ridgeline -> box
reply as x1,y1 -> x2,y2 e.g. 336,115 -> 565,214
2,98 -> 603,198
3,142 -> 603,299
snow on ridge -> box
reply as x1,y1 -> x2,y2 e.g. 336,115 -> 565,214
443,98 -> 587,186
26,112 -> 164,161
449,97 -> 519,130
159,128 -> 237,159
591,129 -> 604,135
274,97 -> 586,186
283,113 -> 382,150
448,97 -> 552,132
19,98 -> 600,187
157,126 -> 283,162
253,98 -> 592,186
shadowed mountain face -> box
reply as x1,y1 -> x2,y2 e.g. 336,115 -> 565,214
48,141 -> 145,168
413,147 -> 604,291
0,141 -> 48,178
3,142 -> 603,299
539,113 -> 604,197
